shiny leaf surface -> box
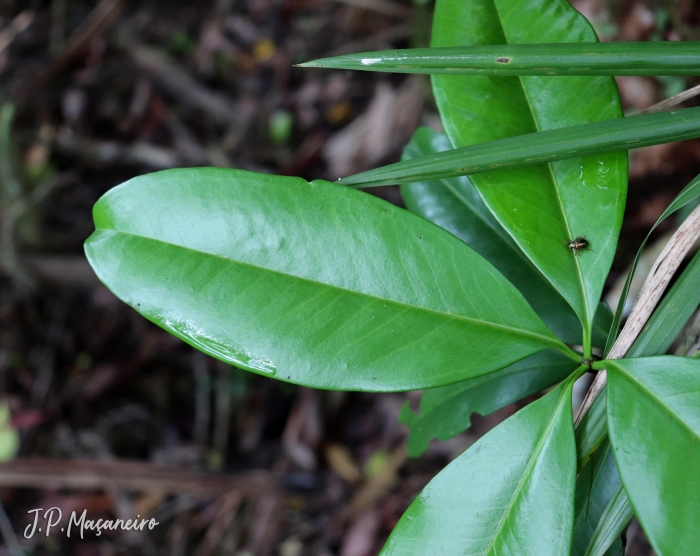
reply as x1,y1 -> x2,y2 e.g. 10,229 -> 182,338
430,0 -> 627,334
300,41 -> 700,76
85,168 -> 570,392
607,357 -> 700,555
400,349 -> 575,456
381,379 -> 578,555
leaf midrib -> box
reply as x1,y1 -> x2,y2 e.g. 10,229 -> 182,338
477,0 -> 591,327
482,382 -> 571,555
94,227 -> 560,346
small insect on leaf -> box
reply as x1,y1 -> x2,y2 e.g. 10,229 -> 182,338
566,236 -> 592,257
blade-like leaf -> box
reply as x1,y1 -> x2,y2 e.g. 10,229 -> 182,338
583,484 -> 633,556
607,356 -> 700,555
354,0 -> 631,338
85,168 -> 573,392
340,109 -> 700,189
400,349 -> 575,456
300,42 -> 700,76
572,440 -> 623,556
605,171 -> 700,354
401,126 -> 612,346
382,378 -> 578,555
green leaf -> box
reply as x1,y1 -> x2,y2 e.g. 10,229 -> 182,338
85,168 -> 572,392
606,171 -> 700,354
607,356 -> 700,555
300,41 -> 700,76
382,379 -> 578,555
583,484 -> 633,556
572,440 -> 623,556
394,0 -> 629,336
339,108 -> 700,188
401,126 -> 612,346
400,349 -> 575,456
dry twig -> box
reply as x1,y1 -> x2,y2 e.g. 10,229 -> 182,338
638,83 -> 700,115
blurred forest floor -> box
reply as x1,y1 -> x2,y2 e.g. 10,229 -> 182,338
1,0 -> 700,554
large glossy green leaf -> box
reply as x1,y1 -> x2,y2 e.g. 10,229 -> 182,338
400,349 -> 575,456
84,168 -> 573,392
607,356 -> 700,555
427,0 -> 627,336
401,126 -> 613,346
382,379 -> 578,555
300,42 -> 700,76
572,440 -> 623,556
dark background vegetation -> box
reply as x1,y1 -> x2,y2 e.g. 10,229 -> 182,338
1,0 -> 699,554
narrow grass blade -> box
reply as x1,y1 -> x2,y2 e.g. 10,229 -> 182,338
339,108 -> 700,188
300,42 -> 700,76
583,485 -> 633,556
573,441 -> 623,556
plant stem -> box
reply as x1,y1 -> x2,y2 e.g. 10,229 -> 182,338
638,83 -> 700,115
559,343 -> 585,364
571,363 -> 590,382
582,325 -> 593,360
